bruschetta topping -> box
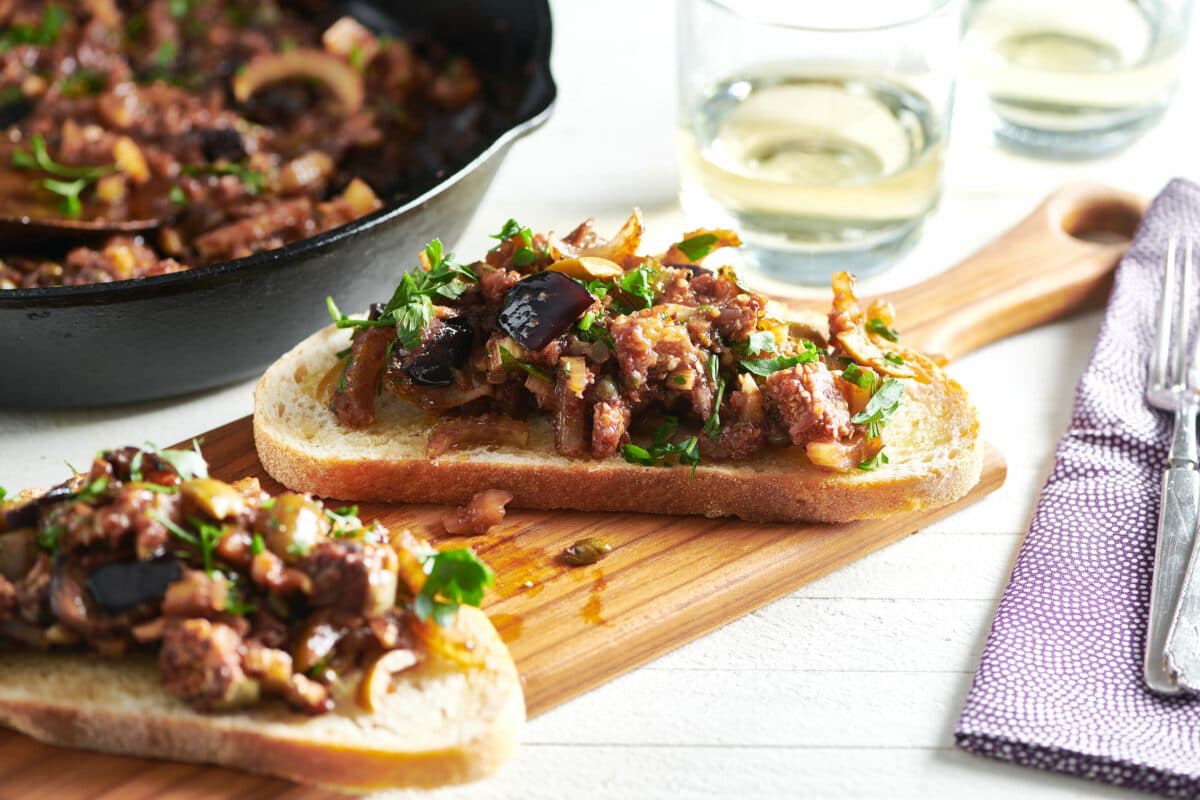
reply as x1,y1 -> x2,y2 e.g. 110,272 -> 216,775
0,445 -> 494,715
327,215 -> 913,473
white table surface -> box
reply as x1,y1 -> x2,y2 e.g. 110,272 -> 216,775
2,2 -> 1198,798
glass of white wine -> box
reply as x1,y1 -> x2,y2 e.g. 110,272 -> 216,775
963,0 -> 1193,158
676,0 -> 963,284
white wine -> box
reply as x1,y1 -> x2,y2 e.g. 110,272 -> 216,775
964,0 -> 1185,143
678,72 -> 944,259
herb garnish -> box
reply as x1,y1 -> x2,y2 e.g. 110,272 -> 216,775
60,69 -> 108,98
75,476 -> 109,504
618,266 -> 657,310
858,450 -> 890,471
851,378 -> 905,440
37,524 -> 65,553
181,162 -> 264,195
326,505 -> 363,536
866,318 -> 899,342
12,134 -> 117,218
414,549 -> 496,626
499,346 -> 552,382
168,185 -> 188,205
0,4 -> 68,52
327,240 -> 478,351
675,232 -> 719,261
151,440 -> 209,481
841,363 -> 877,393
250,532 -> 266,556
702,378 -> 727,438
41,178 -> 88,218
621,416 -> 702,477
883,352 -> 906,366
0,486 -> 6,502
739,340 -> 820,376
152,511 -> 224,574
491,218 -> 538,267
739,331 -> 776,356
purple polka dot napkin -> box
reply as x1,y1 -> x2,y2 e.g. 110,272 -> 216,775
955,179 -> 1200,796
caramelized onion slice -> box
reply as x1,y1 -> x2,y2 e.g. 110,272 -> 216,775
427,414 -> 530,458
233,49 -> 365,114
358,648 -> 420,712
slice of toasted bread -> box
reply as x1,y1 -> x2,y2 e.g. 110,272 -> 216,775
0,606 -> 524,792
253,322 -> 982,524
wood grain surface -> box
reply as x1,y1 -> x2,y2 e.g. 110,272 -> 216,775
0,183 -> 1142,798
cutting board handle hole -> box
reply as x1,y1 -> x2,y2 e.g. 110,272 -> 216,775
1059,197 -> 1143,245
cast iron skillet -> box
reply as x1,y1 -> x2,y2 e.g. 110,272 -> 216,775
0,0 -> 555,409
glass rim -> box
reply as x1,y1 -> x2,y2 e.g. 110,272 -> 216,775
701,0 -> 960,33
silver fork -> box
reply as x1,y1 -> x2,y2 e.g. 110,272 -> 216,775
1144,235 -> 1199,694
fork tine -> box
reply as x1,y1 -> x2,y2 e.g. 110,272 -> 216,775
1186,240 -> 1200,391
1153,236 -> 1180,389
1175,237 -> 1191,389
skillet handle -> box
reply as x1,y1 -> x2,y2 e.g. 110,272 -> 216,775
879,183 -> 1148,361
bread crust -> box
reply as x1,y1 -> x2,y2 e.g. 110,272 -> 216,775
254,325 -> 984,523
0,607 -> 524,792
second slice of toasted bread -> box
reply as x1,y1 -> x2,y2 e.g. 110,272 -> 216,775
0,606 -> 523,793
253,322 -> 982,524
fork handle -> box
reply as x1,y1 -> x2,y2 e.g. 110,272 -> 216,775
1146,457 -> 1200,694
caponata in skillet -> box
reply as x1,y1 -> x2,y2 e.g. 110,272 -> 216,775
0,0 -> 484,288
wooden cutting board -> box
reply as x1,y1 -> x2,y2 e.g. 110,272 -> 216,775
0,184 -> 1148,799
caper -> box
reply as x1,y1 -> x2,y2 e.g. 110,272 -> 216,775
255,493 -> 329,564
181,478 -> 247,521
560,537 -> 612,567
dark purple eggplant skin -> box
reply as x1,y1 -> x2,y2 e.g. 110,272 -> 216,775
496,271 -> 593,351
86,558 -> 183,615
3,483 -> 74,530
406,317 -> 474,386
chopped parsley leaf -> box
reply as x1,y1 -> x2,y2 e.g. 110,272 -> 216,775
866,318 -> 900,342
702,378 -> 727,438
621,416 -> 701,477
0,4 -> 68,52
41,177 -> 87,218
858,449 -> 890,471
675,232 -> 719,261
883,351 -> 906,366
512,247 -> 538,267
851,378 -> 905,440
740,331 -> 776,356
250,532 -> 265,556
150,439 -> 209,481
37,524 -> 65,553
168,185 -> 188,205
414,548 -> 496,627
841,363 -> 877,393
491,218 -> 533,246
499,346 -> 552,382
739,340 -> 820,376
326,505 -> 363,536
75,476 -> 109,503
618,266 -> 656,309
327,240 -> 478,351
